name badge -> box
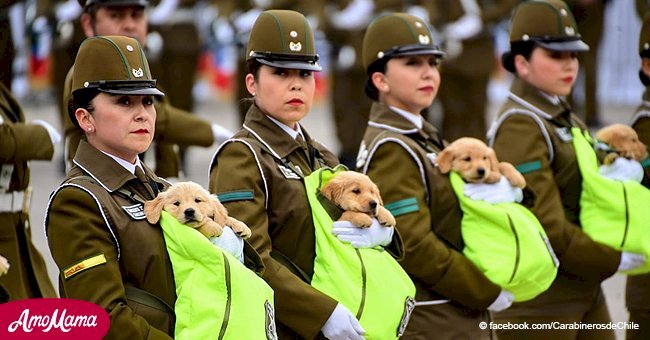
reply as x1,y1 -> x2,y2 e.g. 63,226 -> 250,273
555,127 -> 573,143
122,204 -> 146,220
278,164 -> 301,180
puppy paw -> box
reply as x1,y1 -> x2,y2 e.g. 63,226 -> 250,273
0,255 -> 9,276
341,211 -> 373,228
198,221 -> 224,238
376,207 -> 396,227
227,217 -> 252,239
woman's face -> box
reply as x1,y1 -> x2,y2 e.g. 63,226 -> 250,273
374,55 -> 440,114
516,47 -> 579,96
246,65 -> 315,128
79,93 -> 156,163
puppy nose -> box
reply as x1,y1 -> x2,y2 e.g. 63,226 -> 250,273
369,200 -> 378,210
477,168 -> 485,177
184,208 -> 195,218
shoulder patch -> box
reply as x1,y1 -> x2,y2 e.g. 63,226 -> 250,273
122,203 -> 146,220
217,190 -> 254,203
515,160 -> 542,174
385,197 -> 419,217
63,254 -> 107,280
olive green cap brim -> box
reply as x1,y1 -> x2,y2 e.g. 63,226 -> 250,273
536,39 -> 589,52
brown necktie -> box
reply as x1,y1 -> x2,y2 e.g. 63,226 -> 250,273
296,134 -> 312,166
134,166 -> 155,199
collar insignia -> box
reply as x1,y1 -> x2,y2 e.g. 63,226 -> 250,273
555,127 -> 573,143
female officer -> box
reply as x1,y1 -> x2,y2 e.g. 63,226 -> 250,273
356,12 -> 516,339
209,10 -> 401,340
627,11 -> 650,340
46,35 -> 176,339
488,1 -> 646,339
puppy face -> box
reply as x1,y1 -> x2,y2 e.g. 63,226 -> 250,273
437,137 -> 499,183
144,182 -> 229,229
596,124 -> 649,161
321,172 -> 384,215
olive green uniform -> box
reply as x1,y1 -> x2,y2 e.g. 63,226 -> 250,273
209,104 -> 341,339
62,65 -> 214,177
626,88 -> 650,340
358,102 -> 500,339
0,83 -> 57,301
423,0 -> 518,141
488,78 -> 619,339
46,140 -> 176,338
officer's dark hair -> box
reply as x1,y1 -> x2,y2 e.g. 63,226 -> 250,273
68,89 -> 99,127
364,58 -> 389,101
238,59 -> 263,113
501,41 -> 536,74
640,69 -> 650,87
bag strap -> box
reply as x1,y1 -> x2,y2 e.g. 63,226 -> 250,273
124,284 -> 176,333
270,249 -> 311,283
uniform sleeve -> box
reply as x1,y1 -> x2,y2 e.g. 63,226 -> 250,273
47,187 -> 171,340
0,123 -> 54,161
365,142 -> 501,309
154,100 -> 213,147
492,114 -> 620,280
209,142 -> 337,339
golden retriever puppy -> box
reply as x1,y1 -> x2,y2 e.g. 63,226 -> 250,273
144,182 -> 251,239
321,171 -> 396,228
0,255 -> 9,277
596,124 -> 649,165
437,137 -> 526,188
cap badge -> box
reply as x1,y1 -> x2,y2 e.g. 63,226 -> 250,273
377,51 -> 385,59
418,34 -> 430,45
126,44 -> 134,52
560,8 -> 567,16
564,26 -> 575,36
645,43 -> 650,50
522,34 -> 530,41
132,68 -> 144,78
290,30 -> 298,38
84,81 -> 89,88
289,41 -> 302,52
415,22 -> 422,28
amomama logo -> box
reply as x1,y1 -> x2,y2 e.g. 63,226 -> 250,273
0,298 -> 109,339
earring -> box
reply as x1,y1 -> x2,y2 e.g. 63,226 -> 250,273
252,92 -> 256,97
88,128 -> 92,132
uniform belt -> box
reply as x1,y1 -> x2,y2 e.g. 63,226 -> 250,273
0,189 -> 29,213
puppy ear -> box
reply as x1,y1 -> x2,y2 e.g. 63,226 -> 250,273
321,177 -> 344,202
144,194 -> 165,224
437,148 -> 454,174
371,180 -> 384,206
211,195 -> 229,226
486,147 -> 500,172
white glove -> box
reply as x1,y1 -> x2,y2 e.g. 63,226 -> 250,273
599,157 -> 644,183
212,124 -> 234,145
463,176 -> 523,204
233,8 -> 262,34
148,0 -> 179,25
55,0 -> 82,22
618,251 -> 646,272
329,0 -> 374,30
32,119 -> 62,145
487,290 -> 514,312
332,218 -> 394,249
321,303 -> 365,340
444,13 -> 482,41
209,227 -> 244,263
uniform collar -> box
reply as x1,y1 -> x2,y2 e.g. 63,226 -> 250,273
389,105 -> 423,129
72,140 -> 162,193
509,78 -> 571,120
368,102 -> 444,149
242,103 -> 311,159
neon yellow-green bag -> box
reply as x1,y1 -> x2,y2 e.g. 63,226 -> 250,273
305,166 -> 415,339
449,172 -> 558,301
571,128 -> 650,275
159,211 -> 276,339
